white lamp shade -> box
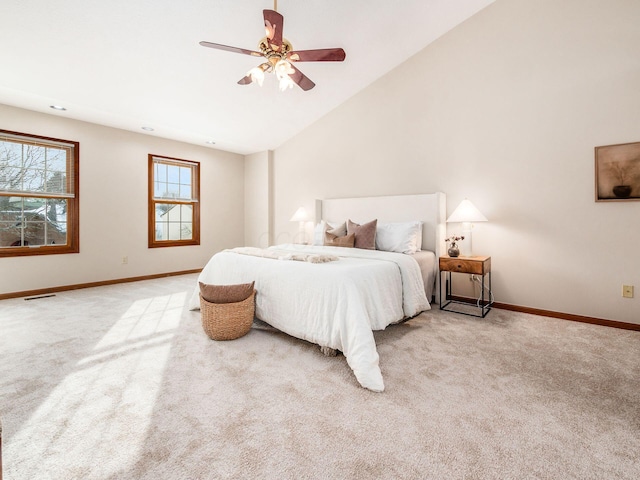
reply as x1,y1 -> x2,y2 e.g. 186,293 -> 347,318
289,207 -> 309,222
446,199 -> 488,223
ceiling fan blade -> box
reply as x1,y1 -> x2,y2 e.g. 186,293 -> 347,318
263,9 -> 284,51
287,48 -> 346,62
199,41 -> 262,57
289,64 -> 315,91
238,74 -> 253,85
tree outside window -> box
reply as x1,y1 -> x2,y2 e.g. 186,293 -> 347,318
0,130 -> 79,257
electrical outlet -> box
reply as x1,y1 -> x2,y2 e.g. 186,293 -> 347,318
622,285 -> 634,298
122,256 -> 128,265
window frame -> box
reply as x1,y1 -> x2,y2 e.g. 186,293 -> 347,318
0,129 -> 80,258
148,154 -> 200,248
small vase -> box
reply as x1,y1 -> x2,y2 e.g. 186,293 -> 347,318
613,185 -> 632,198
448,243 -> 460,257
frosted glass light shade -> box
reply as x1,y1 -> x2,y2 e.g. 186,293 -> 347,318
247,66 -> 265,86
290,207 -> 309,222
446,199 -> 488,223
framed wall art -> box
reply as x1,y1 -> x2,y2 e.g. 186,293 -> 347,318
595,141 -> 640,201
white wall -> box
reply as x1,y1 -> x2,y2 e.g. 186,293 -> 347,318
244,150 -> 272,248
0,104 -> 244,295
271,0 -> 640,324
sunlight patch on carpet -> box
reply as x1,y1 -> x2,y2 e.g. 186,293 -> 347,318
6,292 -> 186,478
94,292 -> 185,350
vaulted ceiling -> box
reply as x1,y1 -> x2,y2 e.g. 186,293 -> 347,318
0,0 -> 495,155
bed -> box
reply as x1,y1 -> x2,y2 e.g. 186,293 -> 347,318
189,193 -> 446,392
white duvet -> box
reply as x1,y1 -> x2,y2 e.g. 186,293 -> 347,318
189,244 -> 430,392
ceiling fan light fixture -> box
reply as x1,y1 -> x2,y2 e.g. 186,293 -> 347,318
274,59 -> 294,79
278,75 -> 295,91
247,66 -> 266,86
274,59 -> 295,91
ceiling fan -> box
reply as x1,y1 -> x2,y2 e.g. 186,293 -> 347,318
199,1 -> 346,91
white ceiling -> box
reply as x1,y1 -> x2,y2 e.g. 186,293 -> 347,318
0,0 -> 495,155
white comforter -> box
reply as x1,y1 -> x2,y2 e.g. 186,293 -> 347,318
189,244 -> 430,392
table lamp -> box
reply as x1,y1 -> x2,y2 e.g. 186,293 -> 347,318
446,199 -> 487,256
290,207 -> 309,244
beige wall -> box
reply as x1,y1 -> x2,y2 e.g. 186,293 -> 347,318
0,104 -> 244,295
272,0 -> 640,324
244,150 -> 272,248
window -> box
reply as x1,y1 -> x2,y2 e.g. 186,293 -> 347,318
0,129 -> 79,257
148,154 -> 200,248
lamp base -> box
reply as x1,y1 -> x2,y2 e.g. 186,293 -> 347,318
461,223 -> 472,256
297,222 -> 307,245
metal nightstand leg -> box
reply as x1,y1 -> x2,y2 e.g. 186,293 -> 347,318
439,270 -> 493,318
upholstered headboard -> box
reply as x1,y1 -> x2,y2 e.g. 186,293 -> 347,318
315,192 -> 446,259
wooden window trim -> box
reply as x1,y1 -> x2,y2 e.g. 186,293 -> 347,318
0,129 -> 79,258
148,154 -> 200,248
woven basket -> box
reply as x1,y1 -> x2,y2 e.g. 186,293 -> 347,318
200,290 -> 256,341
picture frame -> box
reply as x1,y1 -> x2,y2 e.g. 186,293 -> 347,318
595,141 -> 640,202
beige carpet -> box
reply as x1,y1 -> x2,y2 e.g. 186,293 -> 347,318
0,274 -> 638,479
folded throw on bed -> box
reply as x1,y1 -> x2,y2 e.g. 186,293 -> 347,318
228,247 -> 338,264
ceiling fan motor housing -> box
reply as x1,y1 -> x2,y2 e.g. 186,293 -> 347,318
259,37 -> 292,66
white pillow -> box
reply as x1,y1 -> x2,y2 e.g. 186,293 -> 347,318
416,225 -> 423,252
326,221 -> 347,237
313,220 -> 347,245
313,222 -> 325,246
375,221 -> 423,254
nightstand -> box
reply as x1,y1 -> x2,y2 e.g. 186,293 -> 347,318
439,255 -> 493,318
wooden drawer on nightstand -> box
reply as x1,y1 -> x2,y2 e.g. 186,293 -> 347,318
439,256 -> 491,275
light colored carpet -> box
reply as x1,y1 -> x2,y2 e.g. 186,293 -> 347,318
0,274 -> 638,479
